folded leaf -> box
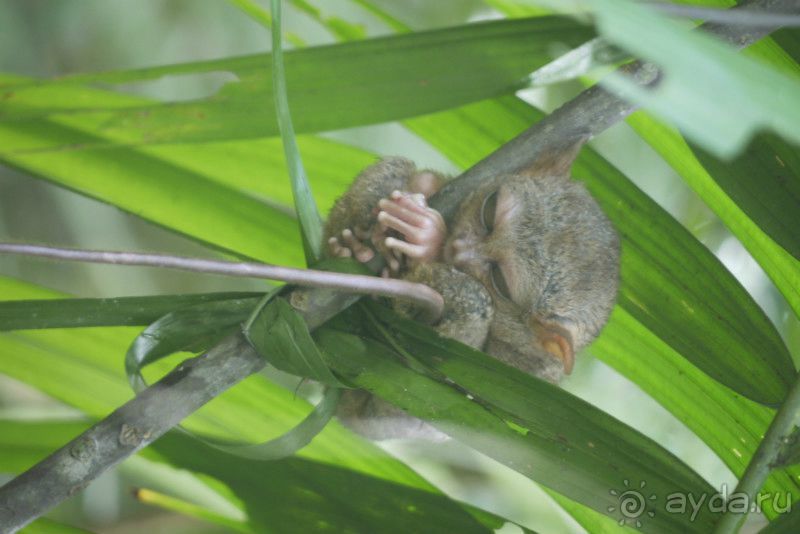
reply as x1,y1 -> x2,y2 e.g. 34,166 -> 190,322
245,296 -> 344,386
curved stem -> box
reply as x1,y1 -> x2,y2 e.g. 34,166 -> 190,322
712,376 -> 800,533
0,243 -> 443,323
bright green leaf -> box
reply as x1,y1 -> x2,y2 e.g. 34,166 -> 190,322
133,488 -> 252,533
627,114 -> 800,320
0,74 -> 374,266
0,292 -> 262,331
244,296 -> 343,386
316,314 -> 718,534
690,134 -> 800,262
0,276 -> 442,492
0,17 -> 594,149
270,0 -> 324,263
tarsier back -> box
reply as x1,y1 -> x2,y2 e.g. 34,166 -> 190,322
325,145 -> 619,440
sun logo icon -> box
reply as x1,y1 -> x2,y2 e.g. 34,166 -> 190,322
607,479 -> 657,529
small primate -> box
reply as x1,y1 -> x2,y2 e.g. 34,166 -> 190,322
326,148 -> 620,440
0,144 -> 619,441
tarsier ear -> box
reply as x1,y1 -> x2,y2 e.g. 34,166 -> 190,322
522,136 -> 588,178
533,320 -> 575,375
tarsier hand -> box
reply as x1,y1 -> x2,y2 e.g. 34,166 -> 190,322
327,226 -> 375,262
327,190 -> 447,277
377,190 -> 446,269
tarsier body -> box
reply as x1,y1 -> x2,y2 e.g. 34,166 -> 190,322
325,148 -> 619,440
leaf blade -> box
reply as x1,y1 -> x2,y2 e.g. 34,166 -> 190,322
270,0 -> 323,263
0,17 -> 594,148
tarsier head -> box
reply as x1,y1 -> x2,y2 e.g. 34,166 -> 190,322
445,167 -> 620,383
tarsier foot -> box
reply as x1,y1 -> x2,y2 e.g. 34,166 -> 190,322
378,190 -> 446,265
368,224 -> 403,276
327,236 -> 352,258
327,228 -> 375,263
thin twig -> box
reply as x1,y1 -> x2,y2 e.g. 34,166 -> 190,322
711,375 -> 800,533
0,0 -> 795,530
0,243 -> 444,323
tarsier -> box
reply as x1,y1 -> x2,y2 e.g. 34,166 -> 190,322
0,143 -> 619,441
325,147 -> 620,440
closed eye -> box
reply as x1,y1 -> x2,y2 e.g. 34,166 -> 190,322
480,190 -> 498,232
489,262 -> 511,300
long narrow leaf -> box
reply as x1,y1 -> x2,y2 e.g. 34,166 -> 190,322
0,291 -> 261,331
0,75 -> 373,266
0,419 -> 498,533
0,277 -> 440,491
316,311 -> 717,534
591,0 -> 800,158
0,17 -> 594,149
270,0 -> 323,263
690,133 -> 800,262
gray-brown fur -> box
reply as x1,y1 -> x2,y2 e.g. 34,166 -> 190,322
446,171 -> 619,383
326,150 -> 619,440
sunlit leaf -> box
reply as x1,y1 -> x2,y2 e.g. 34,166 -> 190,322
0,419 -> 498,533
627,114 -> 800,320
690,133 -> 800,261
133,488 -> 252,533
316,309 -> 718,534
0,74 -> 373,266
0,18 -> 593,149
270,0 -> 324,263
0,419 -> 91,475
0,276 -> 441,491
0,292 -> 261,331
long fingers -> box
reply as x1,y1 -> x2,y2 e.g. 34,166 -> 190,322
384,236 -> 428,259
377,210 -> 416,237
327,237 -> 352,258
341,229 -> 375,263
378,197 -> 427,227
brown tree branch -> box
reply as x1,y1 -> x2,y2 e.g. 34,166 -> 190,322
1,0 -> 797,530
430,0 -> 800,221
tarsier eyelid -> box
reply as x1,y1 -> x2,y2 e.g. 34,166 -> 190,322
480,190 -> 498,232
490,262 -> 512,300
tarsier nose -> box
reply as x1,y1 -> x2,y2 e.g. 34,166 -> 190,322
449,238 -> 477,267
